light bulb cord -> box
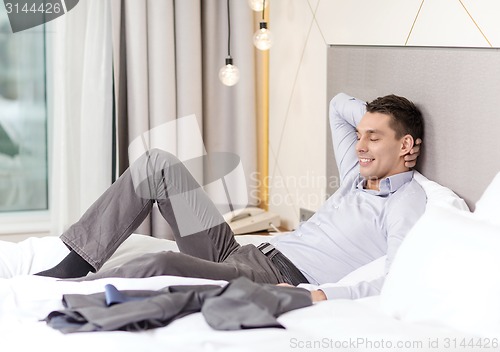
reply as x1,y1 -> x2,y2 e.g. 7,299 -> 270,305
227,0 -> 231,57
262,0 -> 266,20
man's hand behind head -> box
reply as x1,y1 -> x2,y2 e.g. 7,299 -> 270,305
404,138 -> 422,169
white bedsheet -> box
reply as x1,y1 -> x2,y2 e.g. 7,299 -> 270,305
0,234 -> 491,352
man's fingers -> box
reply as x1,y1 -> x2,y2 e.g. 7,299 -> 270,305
276,283 -> 294,287
406,138 -> 422,162
405,153 -> 418,161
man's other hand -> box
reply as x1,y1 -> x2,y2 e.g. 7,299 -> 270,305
311,290 -> 327,302
404,138 -> 422,168
277,283 -> 327,302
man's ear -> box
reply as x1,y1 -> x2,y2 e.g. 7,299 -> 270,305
400,134 -> 414,156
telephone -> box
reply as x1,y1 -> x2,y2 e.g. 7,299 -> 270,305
223,207 -> 280,235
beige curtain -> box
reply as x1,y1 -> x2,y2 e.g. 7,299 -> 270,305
48,0 -> 113,235
110,0 -> 258,239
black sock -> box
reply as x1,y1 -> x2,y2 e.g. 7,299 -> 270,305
35,250 -> 94,279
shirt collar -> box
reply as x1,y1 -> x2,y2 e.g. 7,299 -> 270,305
355,170 -> 414,196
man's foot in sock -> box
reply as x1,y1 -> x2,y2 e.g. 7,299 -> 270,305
35,250 -> 94,279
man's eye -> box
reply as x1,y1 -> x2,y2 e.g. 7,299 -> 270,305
370,139 -> 379,142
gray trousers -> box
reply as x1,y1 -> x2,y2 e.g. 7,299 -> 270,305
61,149 -> 285,284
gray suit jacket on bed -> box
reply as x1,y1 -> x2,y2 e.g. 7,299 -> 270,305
45,277 -> 312,333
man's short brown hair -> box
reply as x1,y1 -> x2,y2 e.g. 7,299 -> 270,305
366,94 -> 424,141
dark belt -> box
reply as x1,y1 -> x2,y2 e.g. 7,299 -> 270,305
257,243 -> 309,286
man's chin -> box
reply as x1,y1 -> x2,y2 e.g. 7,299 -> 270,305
359,168 -> 371,179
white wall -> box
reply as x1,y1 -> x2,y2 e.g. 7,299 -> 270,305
269,0 -> 500,229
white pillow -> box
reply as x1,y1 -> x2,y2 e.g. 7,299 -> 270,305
475,172 -> 500,226
380,205 -> 500,336
413,171 -> 469,211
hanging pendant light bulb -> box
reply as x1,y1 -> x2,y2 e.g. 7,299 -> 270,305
253,0 -> 272,51
219,0 -> 240,86
219,57 -> 240,86
253,21 -> 273,50
248,0 -> 268,12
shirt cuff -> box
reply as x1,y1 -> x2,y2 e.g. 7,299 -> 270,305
296,283 -> 352,300
319,286 -> 353,300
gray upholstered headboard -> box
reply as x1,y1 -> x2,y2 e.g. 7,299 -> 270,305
327,45 -> 500,210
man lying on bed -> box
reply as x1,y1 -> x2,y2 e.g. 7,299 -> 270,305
37,92 -> 425,303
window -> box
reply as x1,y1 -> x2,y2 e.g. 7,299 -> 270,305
0,8 -> 48,213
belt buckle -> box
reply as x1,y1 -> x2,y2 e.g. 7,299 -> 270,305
258,243 -> 275,256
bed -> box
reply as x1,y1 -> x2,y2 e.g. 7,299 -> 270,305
1,197 -> 496,352
2,45 -> 500,351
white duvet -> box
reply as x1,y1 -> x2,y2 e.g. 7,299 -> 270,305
0,235 -> 484,352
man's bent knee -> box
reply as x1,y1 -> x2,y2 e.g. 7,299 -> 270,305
148,149 -> 181,166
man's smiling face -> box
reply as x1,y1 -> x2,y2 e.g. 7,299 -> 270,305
356,112 -> 410,190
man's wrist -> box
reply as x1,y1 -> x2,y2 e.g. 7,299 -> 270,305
311,289 -> 327,302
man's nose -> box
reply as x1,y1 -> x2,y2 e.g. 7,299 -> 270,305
356,139 -> 367,153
